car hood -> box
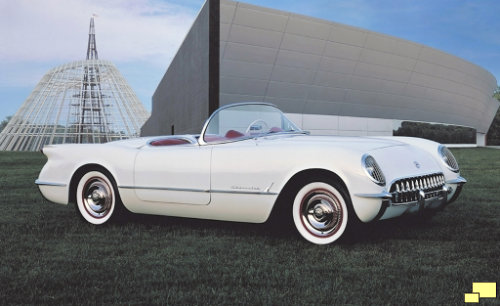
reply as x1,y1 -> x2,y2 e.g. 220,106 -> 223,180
260,134 -> 442,179
262,134 -> 406,152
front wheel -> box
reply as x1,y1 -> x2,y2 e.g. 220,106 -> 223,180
292,181 -> 349,245
76,170 -> 120,225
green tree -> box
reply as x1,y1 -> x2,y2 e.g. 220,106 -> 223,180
0,116 -> 12,132
393,121 -> 475,144
486,86 -> 500,145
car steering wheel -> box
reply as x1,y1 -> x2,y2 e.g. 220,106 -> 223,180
245,119 -> 270,134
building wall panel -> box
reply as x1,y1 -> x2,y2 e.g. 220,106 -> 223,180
218,0 -> 498,135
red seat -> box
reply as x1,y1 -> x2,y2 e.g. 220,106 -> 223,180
204,135 -> 227,143
225,130 -> 245,138
150,138 -> 191,146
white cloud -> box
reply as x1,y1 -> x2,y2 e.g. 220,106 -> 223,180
1,0 -> 198,64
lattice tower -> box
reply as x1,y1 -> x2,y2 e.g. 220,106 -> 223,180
0,17 -> 150,151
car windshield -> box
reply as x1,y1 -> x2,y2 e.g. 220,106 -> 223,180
202,103 -> 302,144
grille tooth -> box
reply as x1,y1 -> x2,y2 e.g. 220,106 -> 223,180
390,173 -> 445,204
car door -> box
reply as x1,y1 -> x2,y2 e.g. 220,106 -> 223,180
134,143 -> 211,205
210,139 -> 277,194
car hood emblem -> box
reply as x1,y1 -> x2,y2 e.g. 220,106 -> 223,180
414,161 -> 421,169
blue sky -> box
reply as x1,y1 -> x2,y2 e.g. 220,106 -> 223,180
1,0 -> 499,123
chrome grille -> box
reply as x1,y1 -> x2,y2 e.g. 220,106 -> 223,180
390,173 -> 445,204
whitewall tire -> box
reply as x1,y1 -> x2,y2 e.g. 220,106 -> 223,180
292,181 -> 349,245
76,171 -> 118,225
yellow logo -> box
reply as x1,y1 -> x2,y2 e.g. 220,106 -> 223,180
465,282 -> 497,303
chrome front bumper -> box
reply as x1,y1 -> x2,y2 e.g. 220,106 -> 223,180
356,176 -> 466,220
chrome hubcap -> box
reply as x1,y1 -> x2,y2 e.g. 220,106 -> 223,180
83,178 -> 113,218
301,190 -> 343,237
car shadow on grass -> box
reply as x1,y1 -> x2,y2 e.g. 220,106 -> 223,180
115,209 -> 442,245
342,215 -> 442,244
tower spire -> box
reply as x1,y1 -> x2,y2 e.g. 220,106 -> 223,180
77,15 -> 108,143
86,15 -> 99,60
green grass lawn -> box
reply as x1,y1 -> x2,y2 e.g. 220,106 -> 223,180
0,149 -> 499,305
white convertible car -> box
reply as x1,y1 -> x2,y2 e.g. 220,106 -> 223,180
36,102 -> 466,244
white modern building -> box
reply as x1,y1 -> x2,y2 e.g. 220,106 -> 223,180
141,0 -> 499,146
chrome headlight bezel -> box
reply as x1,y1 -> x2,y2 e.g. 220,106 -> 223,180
362,154 -> 386,186
438,145 -> 459,173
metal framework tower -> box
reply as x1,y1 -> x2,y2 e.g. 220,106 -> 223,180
76,16 -> 107,144
0,17 -> 150,151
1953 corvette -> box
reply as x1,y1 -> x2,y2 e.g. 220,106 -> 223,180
36,102 -> 466,244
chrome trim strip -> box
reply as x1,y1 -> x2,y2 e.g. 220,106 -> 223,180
35,180 -> 67,187
212,189 -> 278,196
118,185 -> 278,196
446,176 -> 467,184
119,186 -> 209,193
355,192 -> 392,199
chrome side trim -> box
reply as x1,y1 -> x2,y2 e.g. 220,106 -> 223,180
118,185 -> 278,196
119,186 -> 209,193
355,192 -> 392,199
35,179 -> 67,187
212,189 -> 278,196
446,176 -> 467,184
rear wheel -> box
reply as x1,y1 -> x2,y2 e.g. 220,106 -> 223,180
292,181 -> 349,245
76,170 -> 121,225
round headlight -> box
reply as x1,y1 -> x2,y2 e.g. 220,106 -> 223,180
438,145 -> 459,173
362,154 -> 386,186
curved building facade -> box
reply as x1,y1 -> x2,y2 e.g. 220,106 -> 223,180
142,0 -> 499,145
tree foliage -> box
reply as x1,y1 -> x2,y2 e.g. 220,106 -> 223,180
486,86 -> 500,145
0,116 -> 12,132
393,121 -> 476,144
